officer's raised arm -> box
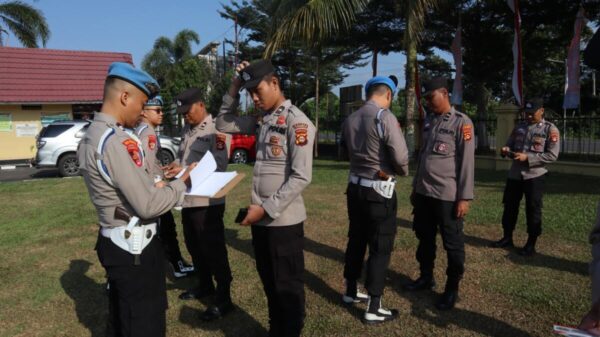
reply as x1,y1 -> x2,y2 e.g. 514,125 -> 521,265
216,61 -> 257,134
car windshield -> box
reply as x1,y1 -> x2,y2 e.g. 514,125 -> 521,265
39,124 -> 73,138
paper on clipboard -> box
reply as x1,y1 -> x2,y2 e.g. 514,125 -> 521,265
186,151 -> 240,197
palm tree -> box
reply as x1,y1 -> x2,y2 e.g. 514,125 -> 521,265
263,0 -> 370,157
142,29 -> 200,86
0,0 -> 50,48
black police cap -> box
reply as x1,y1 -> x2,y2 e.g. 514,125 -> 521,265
523,97 -> 544,113
422,77 -> 448,96
175,88 -> 204,114
239,59 -> 276,90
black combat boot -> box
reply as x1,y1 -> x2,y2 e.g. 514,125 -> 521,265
519,236 -> 537,256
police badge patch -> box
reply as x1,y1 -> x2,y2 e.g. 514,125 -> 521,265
271,145 -> 282,156
295,128 -> 308,146
123,139 -> 142,167
148,135 -> 157,150
462,124 -> 472,141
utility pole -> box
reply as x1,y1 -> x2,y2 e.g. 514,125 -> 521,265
234,15 -> 239,66
223,39 -> 227,76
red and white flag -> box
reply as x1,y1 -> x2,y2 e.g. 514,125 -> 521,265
450,23 -> 463,105
507,0 -> 523,106
563,8 -> 586,109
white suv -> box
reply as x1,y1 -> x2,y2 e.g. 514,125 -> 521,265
34,120 -> 179,177
34,121 -> 89,177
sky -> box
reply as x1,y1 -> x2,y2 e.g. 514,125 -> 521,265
4,0 -> 411,96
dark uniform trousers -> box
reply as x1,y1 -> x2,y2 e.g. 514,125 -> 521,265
158,210 -> 184,264
181,204 -> 232,293
343,183 -> 398,296
96,233 -> 167,337
501,174 -> 545,238
413,193 -> 465,290
251,223 -> 305,337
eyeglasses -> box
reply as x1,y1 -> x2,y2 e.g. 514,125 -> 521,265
144,108 -> 163,114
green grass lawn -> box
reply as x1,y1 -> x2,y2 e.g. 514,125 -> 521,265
0,160 -> 599,337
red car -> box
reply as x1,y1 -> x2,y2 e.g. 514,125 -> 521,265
229,133 -> 256,164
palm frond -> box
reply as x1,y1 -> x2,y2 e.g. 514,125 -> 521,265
264,0 -> 369,57
406,0 -> 440,45
173,29 -> 200,62
0,1 -> 49,47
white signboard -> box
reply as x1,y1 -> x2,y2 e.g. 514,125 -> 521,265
15,123 -> 38,137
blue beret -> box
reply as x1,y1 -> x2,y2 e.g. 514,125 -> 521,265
107,62 -> 160,98
365,76 -> 397,95
145,95 -> 163,107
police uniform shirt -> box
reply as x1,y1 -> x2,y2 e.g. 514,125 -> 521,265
136,122 -> 163,179
413,108 -> 475,202
216,94 -> 315,227
175,115 -> 229,208
341,100 -> 409,178
78,113 -> 186,228
505,120 -> 560,180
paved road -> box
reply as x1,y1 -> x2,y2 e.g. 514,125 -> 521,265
0,167 -> 63,182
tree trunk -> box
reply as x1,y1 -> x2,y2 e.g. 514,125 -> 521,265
474,81 -> 491,151
314,56 -> 320,158
372,49 -> 379,77
404,31 -> 417,156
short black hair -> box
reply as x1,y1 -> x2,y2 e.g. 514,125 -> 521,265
366,83 -> 392,99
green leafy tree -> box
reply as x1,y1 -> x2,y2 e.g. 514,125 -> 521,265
0,0 -> 49,48
142,29 -> 200,87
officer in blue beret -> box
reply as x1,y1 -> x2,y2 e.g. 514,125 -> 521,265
340,75 -> 409,324
136,96 -> 195,279
78,62 -> 195,337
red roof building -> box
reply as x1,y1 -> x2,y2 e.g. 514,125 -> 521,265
0,46 -> 132,104
0,47 -> 133,161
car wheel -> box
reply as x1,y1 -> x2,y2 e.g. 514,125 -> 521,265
231,149 -> 248,164
58,153 -> 80,177
158,149 -> 174,167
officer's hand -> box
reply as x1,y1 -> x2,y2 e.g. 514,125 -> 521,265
228,61 -> 251,96
163,163 -> 183,179
513,152 -> 528,162
455,200 -> 470,219
241,204 -> 265,226
179,162 -> 197,187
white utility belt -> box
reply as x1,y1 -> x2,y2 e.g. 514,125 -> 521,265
349,174 -> 396,199
100,222 -> 157,255
349,174 -> 377,187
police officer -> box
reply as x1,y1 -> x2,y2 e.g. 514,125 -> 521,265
216,60 -> 315,337
340,75 -> 409,324
490,98 -> 560,256
77,62 -> 194,337
163,88 -> 234,321
403,77 -> 475,311
136,96 -> 194,278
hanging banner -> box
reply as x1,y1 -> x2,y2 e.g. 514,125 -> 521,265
507,0 -> 523,106
563,8 -> 586,109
